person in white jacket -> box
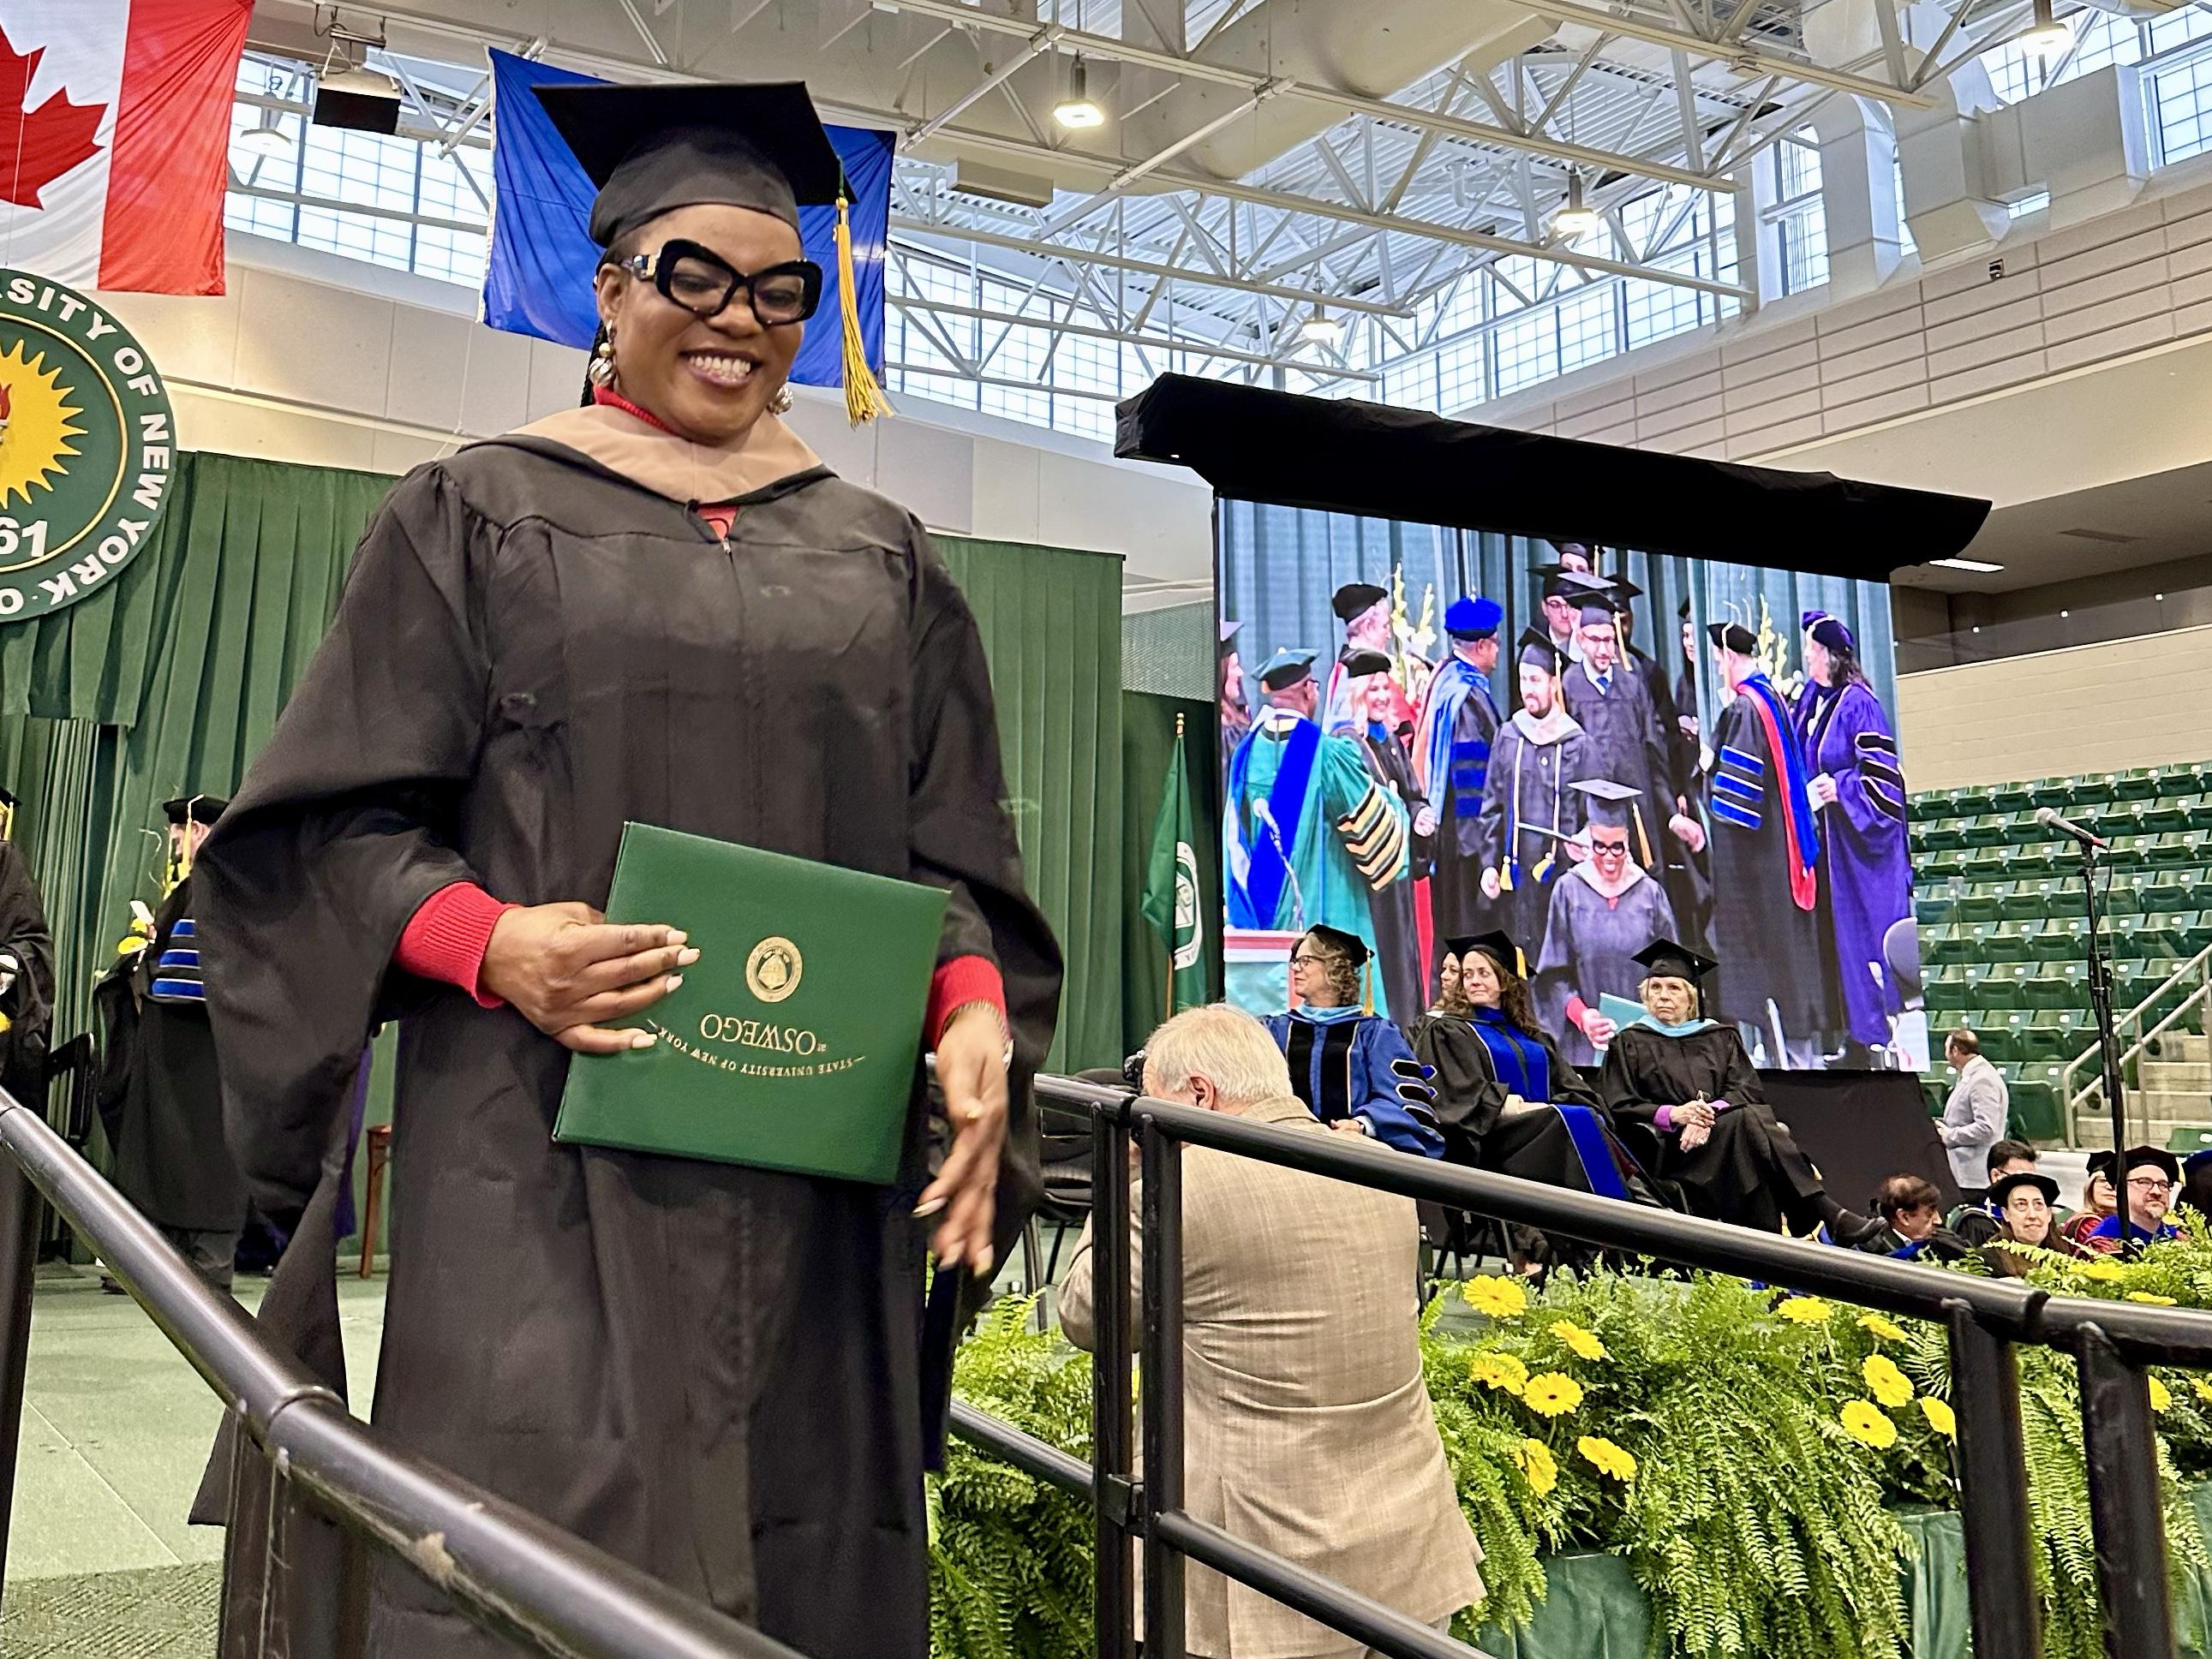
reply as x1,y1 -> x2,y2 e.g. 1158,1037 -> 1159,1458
1938,1027 -> 2011,1199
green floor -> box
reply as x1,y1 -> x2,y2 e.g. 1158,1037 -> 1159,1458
1,1266 -> 389,1657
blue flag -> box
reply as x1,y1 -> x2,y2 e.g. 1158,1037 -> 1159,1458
482,51 -> 891,391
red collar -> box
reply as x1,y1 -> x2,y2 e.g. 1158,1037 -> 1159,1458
591,385 -> 678,436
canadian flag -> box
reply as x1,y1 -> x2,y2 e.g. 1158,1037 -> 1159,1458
0,0 -> 252,295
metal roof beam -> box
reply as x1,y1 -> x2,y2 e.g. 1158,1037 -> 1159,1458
1530,0 -> 1938,106
892,293 -> 1381,380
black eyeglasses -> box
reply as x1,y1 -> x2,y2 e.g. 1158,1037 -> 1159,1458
612,238 -> 823,327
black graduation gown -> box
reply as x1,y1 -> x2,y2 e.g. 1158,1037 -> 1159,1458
0,840 -> 53,1109
190,438 -> 1062,1659
1474,717 -> 1588,965
1597,1023 -> 1829,1234
1428,683 -> 1501,950
1560,659 -> 1670,867
1410,1010 -> 1666,1256
1532,867 -> 1679,1068
1359,725 -> 1431,1026
93,878 -> 244,1234
1706,692 -> 1824,1042
1645,647 -> 1711,947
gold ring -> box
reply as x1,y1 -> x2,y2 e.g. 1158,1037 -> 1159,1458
959,1103 -> 984,1125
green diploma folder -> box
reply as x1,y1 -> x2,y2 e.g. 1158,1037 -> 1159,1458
553,822 -> 949,1185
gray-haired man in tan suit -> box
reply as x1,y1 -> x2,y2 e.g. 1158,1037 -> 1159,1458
1061,1005 -> 1486,1659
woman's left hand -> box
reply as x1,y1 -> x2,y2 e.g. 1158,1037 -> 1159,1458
919,1005 -> 1009,1277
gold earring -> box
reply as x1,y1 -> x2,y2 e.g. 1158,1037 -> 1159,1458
587,331 -> 617,389
770,384 -> 794,415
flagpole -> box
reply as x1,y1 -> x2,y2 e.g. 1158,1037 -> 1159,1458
1168,713 -> 1184,1023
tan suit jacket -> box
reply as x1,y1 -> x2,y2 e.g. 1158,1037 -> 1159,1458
1060,1095 -> 1485,1658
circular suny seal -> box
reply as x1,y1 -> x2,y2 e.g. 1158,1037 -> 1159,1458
744,936 -> 804,1004
0,270 -> 176,623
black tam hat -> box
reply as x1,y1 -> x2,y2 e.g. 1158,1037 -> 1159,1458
1302,924 -> 1371,967
1707,621 -> 1758,656
1257,647 -> 1318,691
1340,647 -> 1392,678
1331,582 -> 1389,622
1633,938 -> 1717,983
162,796 -> 228,827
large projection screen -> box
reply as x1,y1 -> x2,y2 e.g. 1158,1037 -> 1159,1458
1121,376 -> 1988,1077
1217,506 -> 1921,1073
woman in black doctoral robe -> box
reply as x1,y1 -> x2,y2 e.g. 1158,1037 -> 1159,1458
1598,940 -> 1874,1242
0,816 -> 53,1112
190,84 -> 1061,1659
1412,932 -> 1666,1267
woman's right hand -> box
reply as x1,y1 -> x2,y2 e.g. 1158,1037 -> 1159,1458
480,902 -> 697,1053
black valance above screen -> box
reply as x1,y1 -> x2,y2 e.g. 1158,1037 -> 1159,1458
1115,375 -> 1990,582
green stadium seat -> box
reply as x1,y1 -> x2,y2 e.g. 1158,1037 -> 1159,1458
1957,883 -> 2005,923
1951,785 -> 1998,817
1916,821 -> 1966,854
2107,768 -> 2162,803
1998,883 -> 2051,922
2143,796 -> 2194,833
1959,814 -> 2010,848
2141,876 -> 2201,915
1990,779 -> 2036,815
2021,964 -> 2089,1010
1960,848 -> 2014,880
1916,892 -> 1957,927
2006,1072 -> 2066,1141
2167,1125 -> 2212,1156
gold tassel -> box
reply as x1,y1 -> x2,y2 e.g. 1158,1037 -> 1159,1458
835,193 -> 895,427
1362,958 -> 1375,1016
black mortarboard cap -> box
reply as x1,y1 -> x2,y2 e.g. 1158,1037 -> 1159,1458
1572,778 -> 1641,828
535,81 -> 845,246
1516,627 -> 1564,675
1677,598 -> 1692,621
162,796 -> 228,827
1444,930 -> 1522,977
1633,937 -> 1718,982
2087,1149 -> 2119,1181
1331,582 -> 1389,622
1530,563 -> 1580,601
1545,540 -> 1595,570
1707,621 -> 1758,656
1303,923 -> 1371,967
1341,647 -> 1392,677
2123,1144 -> 2182,1185
1607,573 -> 1644,601
1257,647 -> 1318,691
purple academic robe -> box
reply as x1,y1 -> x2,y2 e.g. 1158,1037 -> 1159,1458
1799,679 -> 1913,1046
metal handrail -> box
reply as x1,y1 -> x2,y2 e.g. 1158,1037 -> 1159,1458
0,1089 -> 805,1659
954,1071 -> 2212,1659
2063,939 -> 2212,1143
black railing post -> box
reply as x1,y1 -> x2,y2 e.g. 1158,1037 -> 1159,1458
2077,1324 -> 2175,1659
1139,1110 -> 1186,1659
0,1099 -> 43,1607
1091,1101 -> 1137,1659
1946,1302 -> 2042,1659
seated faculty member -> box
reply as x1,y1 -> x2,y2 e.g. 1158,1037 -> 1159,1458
1980,1169 -> 2083,1275
1599,940 -> 1877,1242
1266,924 -> 1444,1156
1948,1139 -> 2041,1247
1060,1006 -> 1486,1658
2081,1146 -> 2191,1256
1856,1175 -> 1971,1262
188,81 -> 1061,1659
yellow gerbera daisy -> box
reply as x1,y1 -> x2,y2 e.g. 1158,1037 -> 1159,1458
1577,1435 -> 1637,1482
1469,1352 -> 1530,1396
1517,1437 -> 1559,1496
1777,1296 -> 1832,1324
2072,1261 -> 2125,1282
2126,1292 -> 2179,1306
1857,1313 -> 1910,1342
1523,1372 -> 1585,1417
2149,1376 -> 2173,1414
1462,1275 -> 1531,1318
1839,1399 -> 1898,1448
1919,1397 -> 1957,1439
1551,1320 -> 1608,1362
2190,1377 -> 2212,1405
1862,1353 -> 1916,1410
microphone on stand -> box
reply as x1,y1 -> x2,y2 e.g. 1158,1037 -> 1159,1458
2033,805 -> 2110,850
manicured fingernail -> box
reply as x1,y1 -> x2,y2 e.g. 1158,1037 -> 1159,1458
667,930 -> 689,946
971,1251 -> 995,1280
939,1244 -> 964,1270
913,1196 -> 948,1218
666,975 -> 684,993
678,948 -> 701,966
631,1031 -> 657,1050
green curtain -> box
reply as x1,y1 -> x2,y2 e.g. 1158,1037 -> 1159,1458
0,452 -> 395,1071
1119,692 -> 1223,1059
937,534 -> 1125,1074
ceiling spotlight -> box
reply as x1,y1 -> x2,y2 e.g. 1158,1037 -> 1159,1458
1551,170 -> 1601,244
1054,55 -> 1105,129
235,121 -> 294,160
2021,0 -> 2072,60
1300,305 -> 1342,348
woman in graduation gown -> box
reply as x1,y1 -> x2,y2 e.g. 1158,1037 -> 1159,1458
190,83 -> 1061,1659
1599,941 -> 1875,1242
1264,924 -> 1442,1156
1412,932 -> 1668,1263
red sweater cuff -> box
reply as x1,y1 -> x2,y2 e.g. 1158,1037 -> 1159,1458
928,955 -> 1007,1047
396,881 -> 515,1008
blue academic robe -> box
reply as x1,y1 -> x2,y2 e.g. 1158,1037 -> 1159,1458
1265,1006 -> 1444,1157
